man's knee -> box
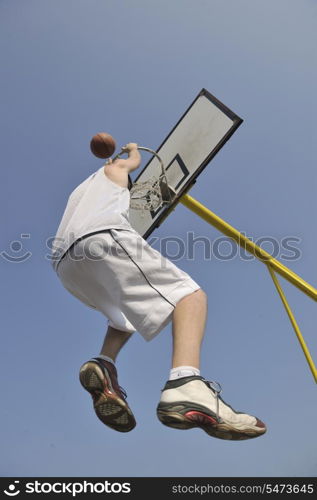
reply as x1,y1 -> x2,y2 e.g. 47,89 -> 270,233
187,288 -> 207,306
196,288 -> 207,304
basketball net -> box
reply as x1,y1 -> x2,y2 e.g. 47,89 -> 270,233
112,146 -> 176,213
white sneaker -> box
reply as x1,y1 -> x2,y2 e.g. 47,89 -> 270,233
157,376 -> 266,440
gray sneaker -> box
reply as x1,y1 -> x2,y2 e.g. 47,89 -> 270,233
157,376 -> 266,440
79,358 -> 136,432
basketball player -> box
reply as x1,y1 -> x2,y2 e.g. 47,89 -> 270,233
51,142 -> 266,440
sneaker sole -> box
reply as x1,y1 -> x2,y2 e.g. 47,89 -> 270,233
157,407 -> 266,441
79,361 -> 136,432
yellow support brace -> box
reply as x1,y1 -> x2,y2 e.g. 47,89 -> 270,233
180,193 -> 317,382
267,265 -> 317,383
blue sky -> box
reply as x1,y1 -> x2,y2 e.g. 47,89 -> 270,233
1,0 -> 316,477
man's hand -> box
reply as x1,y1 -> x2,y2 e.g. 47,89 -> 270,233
121,143 -> 138,153
115,142 -> 141,173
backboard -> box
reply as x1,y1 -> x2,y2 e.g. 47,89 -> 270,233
129,88 -> 243,238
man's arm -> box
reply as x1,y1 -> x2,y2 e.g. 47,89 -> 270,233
115,143 -> 141,172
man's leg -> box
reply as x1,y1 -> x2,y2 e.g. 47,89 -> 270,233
99,325 -> 133,362
172,289 -> 207,369
157,288 -> 267,440
79,325 -> 136,432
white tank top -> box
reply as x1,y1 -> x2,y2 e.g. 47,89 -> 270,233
51,166 -> 132,271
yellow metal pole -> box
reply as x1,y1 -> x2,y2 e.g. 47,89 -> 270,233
267,265 -> 317,383
180,194 -> 317,301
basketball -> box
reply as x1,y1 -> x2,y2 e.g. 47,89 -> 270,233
90,132 -> 116,159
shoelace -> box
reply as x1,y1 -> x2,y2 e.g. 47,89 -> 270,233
203,379 -> 222,421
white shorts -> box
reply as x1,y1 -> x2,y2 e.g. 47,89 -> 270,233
56,228 -> 200,341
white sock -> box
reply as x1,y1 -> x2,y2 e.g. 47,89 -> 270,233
169,366 -> 200,380
97,354 -> 115,365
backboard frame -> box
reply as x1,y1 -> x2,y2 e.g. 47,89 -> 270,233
131,88 -> 243,238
